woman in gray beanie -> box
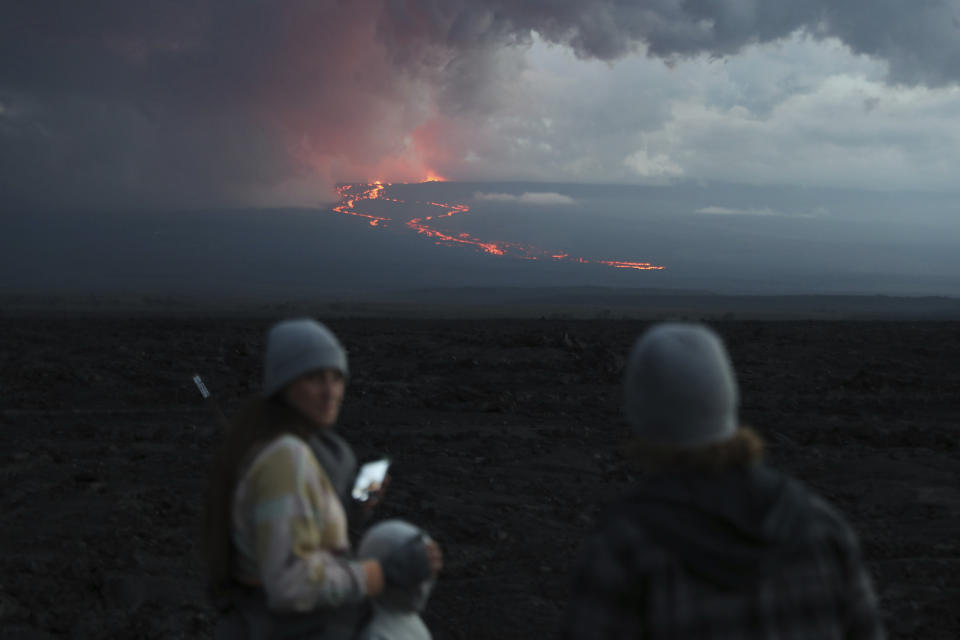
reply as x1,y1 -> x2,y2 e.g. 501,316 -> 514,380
203,318 -> 442,639
564,322 -> 884,639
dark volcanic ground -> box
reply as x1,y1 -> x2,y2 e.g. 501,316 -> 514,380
2,317 -> 959,639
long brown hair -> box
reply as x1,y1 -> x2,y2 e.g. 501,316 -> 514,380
624,426 -> 765,473
202,394 -> 314,602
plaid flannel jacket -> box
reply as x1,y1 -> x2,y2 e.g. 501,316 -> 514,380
563,479 -> 885,640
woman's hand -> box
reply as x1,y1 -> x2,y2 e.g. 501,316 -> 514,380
381,535 -> 443,588
425,540 -> 443,575
362,536 -> 442,597
360,473 -> 390,515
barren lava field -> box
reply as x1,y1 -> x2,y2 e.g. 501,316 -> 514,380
2,316 -> 958,638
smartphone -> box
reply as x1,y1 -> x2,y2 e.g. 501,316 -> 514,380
352,458 -> 391,502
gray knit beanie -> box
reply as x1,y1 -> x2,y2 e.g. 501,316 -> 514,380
262,318 -> 348,397
624,323 -> 738,446
358,520 -> 435,613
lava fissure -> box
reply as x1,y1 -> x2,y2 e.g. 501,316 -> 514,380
334,182 -> 665,271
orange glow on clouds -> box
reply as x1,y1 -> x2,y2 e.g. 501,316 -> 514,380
334,181 -> 665,271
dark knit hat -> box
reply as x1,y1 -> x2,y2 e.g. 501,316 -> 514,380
624,323 -> 739,446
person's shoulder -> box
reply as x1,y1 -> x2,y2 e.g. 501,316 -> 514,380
244,434 -> 320,492
799,482 -> 850,527
795,483 -> 863,553
248,433 -> 311,467
358,616 -> 430,640
578,495 -> 667,575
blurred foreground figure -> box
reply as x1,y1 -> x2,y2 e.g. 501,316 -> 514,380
203,319 -> 441,639
356,520 -> 436,640
563,323 -> 884,639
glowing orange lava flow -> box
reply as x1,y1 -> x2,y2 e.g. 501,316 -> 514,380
333,182 -> 665,271
406,201 -> 528,257
333,182 -> 391,226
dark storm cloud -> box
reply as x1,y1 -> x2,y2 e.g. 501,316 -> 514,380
449,0 -> 960,85
2,0 -> 958,209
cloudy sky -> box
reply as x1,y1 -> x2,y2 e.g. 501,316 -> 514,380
3,1 -> 960,211
469,34 -> 960,192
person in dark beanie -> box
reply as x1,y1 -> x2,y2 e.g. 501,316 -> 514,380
563,322 -> 884,639
203,318 -> 442,639
355,519 -> 438,640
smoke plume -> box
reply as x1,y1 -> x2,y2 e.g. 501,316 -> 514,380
2,0 -> 958,209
